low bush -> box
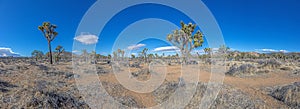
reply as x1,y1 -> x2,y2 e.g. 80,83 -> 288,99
269,82 -> 300,108
258,59 -> 282,69
226,64 -> 257,76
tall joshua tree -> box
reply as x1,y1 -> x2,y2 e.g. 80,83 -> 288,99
167,21 -> 204,64
141,48 -> 148,63
38,22 -> 58,64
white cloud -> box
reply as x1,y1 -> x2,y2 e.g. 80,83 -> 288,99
0,47 -> 20,57
131,53 -> 138,56
74,34 -> 98,45
279,50 -> 289,53
255,49 -> 289,53
127,44 -> 146,50
72,50 -> 80,53
192,49 -> 205,54
153,46 -> 180,52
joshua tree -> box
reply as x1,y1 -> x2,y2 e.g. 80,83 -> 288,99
108,54 -> 112,59
113,51 -> 118,60
204,48 -> 212,60
140,48 -> 148,63
117,49 -> 122,58
148,53 -> 154,60
113,49 -> 125,60
204,48 -> 212,55
81,49 -> 88,62
90,51 -> 97,63
218,45 -> 230,54
167,21 -> 204,64
155,53 -> 159,59
117,49 -> 125,59
31,50 -> 44,61
54,45 -> 64,62
131,54 -> 136,59
90,51 -> 96,58
38,22 -> 58,64
95,54 -> 101,60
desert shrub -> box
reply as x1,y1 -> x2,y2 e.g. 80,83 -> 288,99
187,60 -> 198,65
130,62 -> 141,68
38,64 -> 49,71
25,80 -> 89,108
205,58 -> 216,65
0,80 -> 17,92
117,96 -> 144,108
289,69 -> 300,77
258,59 -> 282,69
226,64 -> 257,76
152,82 -> 178,103
27,90 -> 88,108
186,82 -> 267,108
280,66 -> 293,71
96,66 -> 109,74
293,70 -> 300,75
130,69 -> 152,81
65,73 -> 80,79
269,82 -> 300,108
256,70 -> 270,74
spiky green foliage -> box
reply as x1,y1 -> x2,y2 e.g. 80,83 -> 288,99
38,22 -> 58,64
204,48 -> 212,55
31,50 -> 44,61
167,21 -> 204,64
131,54 -> 136,59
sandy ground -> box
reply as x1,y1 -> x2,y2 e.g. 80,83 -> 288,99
1,60 -> 299,108
94,63 -> 300,108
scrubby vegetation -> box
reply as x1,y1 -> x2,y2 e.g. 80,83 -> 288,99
266,82 -> 300,108
1,21 -> 299,108
226,64 -> 257,76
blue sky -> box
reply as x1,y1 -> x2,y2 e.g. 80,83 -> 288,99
0,0 -> 299,56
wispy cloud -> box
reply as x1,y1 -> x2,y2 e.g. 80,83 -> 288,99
255,48 -> 289,53
192,49 -> 205,54
153,46 -> 180,52
72,50 -> 80,53
127,44 -> 146,50
131,53 -> 138,56
0,47 -> 20,57
74,34 -> 98,45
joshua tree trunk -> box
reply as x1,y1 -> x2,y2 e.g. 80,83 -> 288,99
48,41 -> 53,64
